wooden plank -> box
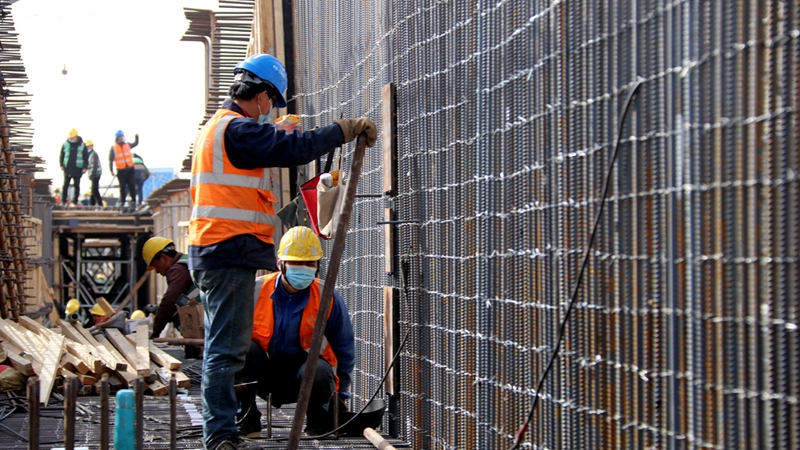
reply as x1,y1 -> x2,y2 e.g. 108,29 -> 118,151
172,370 -> 191,389
0,320 -> 44,367
135,323 -> 150,369
91,332 -> 128,373
77,373 -> 97,386
147,379 -> 168,396
383,287 -> 394,395
40,334 -> 66,405
127,334 -> 182,371
61,367 -> 78,380
59,352 -> 90,375
19,316 -> 57,336
94,297 -> 115,317
61,321 -> 123,372
106,329 -> 149,377
1,342 -> 34,376
42,267 -> 62,327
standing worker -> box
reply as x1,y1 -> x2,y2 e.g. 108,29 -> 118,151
133,152 -> 149,206
59,128 -> 88,206
235,226 -> 354,438
108,130 -> 139,209
85,140 -> 103,206
142,237 -> 199,338
188,53 -> 376,450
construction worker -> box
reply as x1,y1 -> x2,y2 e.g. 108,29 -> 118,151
65,298 -> 81,319
59,128 -> 88,205
85,140 -> 103,206
235,227 -> 354,438
89,304 -> 108,325
142,237 -> 199,338
108,130 -> 139,209
188,53 -> 376,450
133,153 -> 149,205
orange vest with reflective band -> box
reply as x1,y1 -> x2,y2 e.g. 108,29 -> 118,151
252,273 -> 340,390
113,142 -> 134,170
189,108 -> 279,247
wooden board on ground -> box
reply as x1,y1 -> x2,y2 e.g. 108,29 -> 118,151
106,329 -> 149,377
1,342 -> 34,376
94,297 -> 115,316
135,323 -> 150,369
40,334 -> 65,405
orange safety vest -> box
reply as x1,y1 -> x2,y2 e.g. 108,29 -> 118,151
189,109 -> 280,247
252,273 -> 340,390
113,142 -> 134,170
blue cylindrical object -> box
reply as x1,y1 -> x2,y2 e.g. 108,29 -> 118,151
114,389 -> 136,450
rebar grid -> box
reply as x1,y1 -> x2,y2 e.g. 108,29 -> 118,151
290,0 -> 799,448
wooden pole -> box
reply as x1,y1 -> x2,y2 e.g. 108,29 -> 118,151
286,134 -> 368,448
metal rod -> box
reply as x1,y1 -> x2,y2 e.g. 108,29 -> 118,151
100,373 -> 109,450
152,337 -> 205,346
27,376 -> 39,450
287,133 -> 368,449
266,393 -> 272,439
64,377 -> 77,450
169,374 -> 177,448
134,377 -> 144,450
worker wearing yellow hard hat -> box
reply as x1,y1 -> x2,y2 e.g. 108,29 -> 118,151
142,236 -> 200,338
65,298 -> 80,316
89,303 -> 108,325
236,226 -> 355,438
85,139 -> 103,206
60,128 -> 88,206
130,310 -> 146,320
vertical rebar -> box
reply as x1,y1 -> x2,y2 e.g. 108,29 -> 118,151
100,373 -> 109,450
134,377 -> 144,450
27,376 -> 39,450
64,377 -> 77,450
169,374 -> 177,449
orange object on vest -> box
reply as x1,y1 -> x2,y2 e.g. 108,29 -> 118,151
113,142 -> 134,170
252,273 -> 340,390
189,109 -> 280,247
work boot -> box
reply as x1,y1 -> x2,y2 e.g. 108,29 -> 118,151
211,436 -> 261,450
237,418 -> 262,438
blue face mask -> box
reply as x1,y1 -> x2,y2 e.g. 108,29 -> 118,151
257,96 -> 272,124
284,265 -> 316,290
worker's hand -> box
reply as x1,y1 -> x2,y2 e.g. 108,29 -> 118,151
334,118 -> 378,147
135,133 -> 139,140
60,166 -> 64,171
276,120 -> 300,133
337,393 -> 349,412
82,169 -> 87,174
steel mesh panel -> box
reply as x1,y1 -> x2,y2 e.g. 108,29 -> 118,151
290,0 -> 800,448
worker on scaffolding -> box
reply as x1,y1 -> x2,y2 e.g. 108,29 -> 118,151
85,139 -> 103,206
59,128 -> 88,206
142,236 -> 199,338
188,52 -> 375,450
108,130 -> 139,209
235,226 -> 354,438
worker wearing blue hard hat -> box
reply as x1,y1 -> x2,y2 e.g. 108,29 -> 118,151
108,129 -> 139,210
189,53 -> 377,450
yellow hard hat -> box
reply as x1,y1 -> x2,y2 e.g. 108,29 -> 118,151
68,128 -> 78,138
142,236 -> 174,269
85,139 -> 93,146
277,226 -> 323,261
130,310 -> 146,320
97,273 -> 107,281
89,304 -> 107,316
65,298 -> 80,315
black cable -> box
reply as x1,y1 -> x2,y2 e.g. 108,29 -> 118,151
510,81 -> 643,450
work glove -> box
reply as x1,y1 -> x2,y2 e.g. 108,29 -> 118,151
334,118 -> 378,147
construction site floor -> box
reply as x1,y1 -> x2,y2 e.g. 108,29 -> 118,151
0,360 -> 407,449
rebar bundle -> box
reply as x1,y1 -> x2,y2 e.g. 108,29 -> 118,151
0,0 -> 39,321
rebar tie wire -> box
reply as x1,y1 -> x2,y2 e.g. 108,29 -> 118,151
510,80 -> 643,450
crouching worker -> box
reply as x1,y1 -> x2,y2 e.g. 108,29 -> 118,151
142,237 -> 200,338
235,226 -> 354,438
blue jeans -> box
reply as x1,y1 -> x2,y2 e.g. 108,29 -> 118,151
192,267 -> 257,448
134,169 -> 147,204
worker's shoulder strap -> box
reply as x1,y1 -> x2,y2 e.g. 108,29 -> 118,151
177,254 -> 189,266
175,254 -> 200,300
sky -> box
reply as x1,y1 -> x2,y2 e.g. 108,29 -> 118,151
12,0 -> 219,191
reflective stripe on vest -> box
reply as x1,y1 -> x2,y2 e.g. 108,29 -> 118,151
251,273 -> 340,390
63,141 -> 85,169
189,109 -> 280,247
114,143 -> 134,169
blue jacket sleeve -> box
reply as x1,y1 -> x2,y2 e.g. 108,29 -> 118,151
224,118 -> 345,169
326,289 -> 355,393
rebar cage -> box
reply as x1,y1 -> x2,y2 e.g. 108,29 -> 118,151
292,0 -> 799,448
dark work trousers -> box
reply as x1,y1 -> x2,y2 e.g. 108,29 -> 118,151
89,176 -> 102,206
117,167 -> 137,206
235,340 -> 336,432
61,173 -> 81,204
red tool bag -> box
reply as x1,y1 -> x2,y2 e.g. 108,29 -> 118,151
299,149 -> 344,240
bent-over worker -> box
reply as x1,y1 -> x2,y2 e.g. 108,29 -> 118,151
142,237 -> 199,338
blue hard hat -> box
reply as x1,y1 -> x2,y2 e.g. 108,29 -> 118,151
234,54 -> 288,108
115,130 -> 124,139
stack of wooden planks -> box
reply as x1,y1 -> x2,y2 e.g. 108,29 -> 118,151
0,317 -> 190,405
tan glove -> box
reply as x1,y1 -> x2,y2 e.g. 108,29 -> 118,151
334,118 -> 378,147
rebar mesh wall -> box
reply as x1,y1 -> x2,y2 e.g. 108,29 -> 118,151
291,1 -> 800,448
